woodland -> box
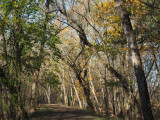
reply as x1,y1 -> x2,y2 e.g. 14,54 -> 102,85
0,0 -> 160,120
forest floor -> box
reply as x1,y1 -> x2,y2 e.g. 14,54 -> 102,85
29,104 -> 108,120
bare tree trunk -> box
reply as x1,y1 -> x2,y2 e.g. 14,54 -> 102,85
89,60 -> 101,113
100,77 -> 104,103
112,91 -> 115,116
62,68 -> 67,105
67,89 -> 71,106
68,63 -> 94,111
82,80 -> 94,111
48,86 -> 51,104
45,85 -> 51,104
69,71 -> 82,108
104,67 -> 110,116
70,87 -> 73,106
29,81 -> 36,113
114,1 -> 153,119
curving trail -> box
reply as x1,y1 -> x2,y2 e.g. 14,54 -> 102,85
29,104 -> 104,120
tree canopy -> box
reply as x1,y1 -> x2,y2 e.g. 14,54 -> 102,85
0,0 -> 160,120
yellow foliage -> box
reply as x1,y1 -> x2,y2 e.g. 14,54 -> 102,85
139,45 -> 148,52
120,45 -> 148,53
94,0 -> 121,41
75,80 -> 85,100
125,0 -> 147,17
94,0 -> 147,41
88,77 -> 92,80
120,47 -> 130,51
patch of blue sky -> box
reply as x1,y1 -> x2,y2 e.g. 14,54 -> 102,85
144,54 -> 159,86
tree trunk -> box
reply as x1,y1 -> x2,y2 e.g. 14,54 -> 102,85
30,81 -> 36,113
69,71 -> 82,108
89,60 -> 101,113
76,71 -> 94,111
104,67 -> 110,116
62,69 -> 67,105
114,1 -> 153,119
45,85 -> 51,104
68,62 -> 94,111
112,92 -> 115,115
83,86 -> 94,111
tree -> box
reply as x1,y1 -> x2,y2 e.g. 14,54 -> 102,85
114,0 -> 153,119
0,0 -> 59,119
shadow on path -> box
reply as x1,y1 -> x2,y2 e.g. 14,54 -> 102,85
29,104 -> 104,120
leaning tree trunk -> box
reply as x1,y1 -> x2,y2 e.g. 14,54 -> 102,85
69,70 -> 82,108
89,60 -> 101,113
114,1 -> 153,120
75,70 -> 94,111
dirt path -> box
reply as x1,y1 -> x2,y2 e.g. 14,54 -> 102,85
29,104 -> 104,120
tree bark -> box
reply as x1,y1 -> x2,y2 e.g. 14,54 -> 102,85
73,67 -> 94,111
62,68 -> 67,105
30,81 -> 36,111
104,67 -> 110,116
112,92 -> 115,116
69,70 -> 82,108
89,60 -> 101,113
114,1 -> 153,119
45,85 -> 51,104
